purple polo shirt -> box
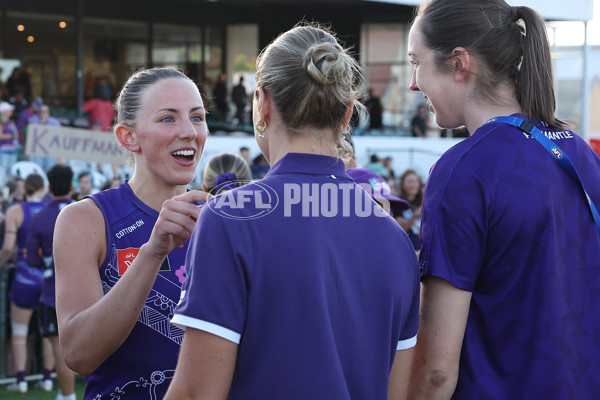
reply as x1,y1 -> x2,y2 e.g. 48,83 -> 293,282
26,197 -> 73,308
173,152 -> 420,399
420,114 -> 600,399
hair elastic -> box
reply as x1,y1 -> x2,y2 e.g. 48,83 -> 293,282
511,6 -> 519,22
315,56 -> 327,73
213,172 -> 238,191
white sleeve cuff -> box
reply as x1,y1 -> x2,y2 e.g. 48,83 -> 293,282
170,314 -> 242,344
396,335 -> 417,350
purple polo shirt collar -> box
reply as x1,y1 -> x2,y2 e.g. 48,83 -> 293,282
265,152 -> 351,180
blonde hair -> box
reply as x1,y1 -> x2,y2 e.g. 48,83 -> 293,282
255,22 -> 365,160
203,152 -> 252,195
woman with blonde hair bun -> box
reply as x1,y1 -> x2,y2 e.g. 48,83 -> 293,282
166,22 -> 420,399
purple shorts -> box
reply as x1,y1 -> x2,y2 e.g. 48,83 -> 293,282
39,304 -> 58,337
9,261 -> 44,309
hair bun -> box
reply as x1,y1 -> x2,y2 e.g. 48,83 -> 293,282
305,42 -> 342,85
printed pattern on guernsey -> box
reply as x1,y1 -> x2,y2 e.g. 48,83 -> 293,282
420,114 -> 600,399
84,182 -> 188,400
173,153 -> 420,400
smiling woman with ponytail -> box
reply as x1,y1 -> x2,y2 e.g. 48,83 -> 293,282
407,1 -> 600,398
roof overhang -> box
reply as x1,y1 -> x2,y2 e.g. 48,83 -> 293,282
364,0 -> 594,21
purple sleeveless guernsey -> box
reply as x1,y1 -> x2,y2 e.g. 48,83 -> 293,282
8,201 -> 47,310
16,201 -> 45,262
84,182 -> 189,399
26,198 -> 73,308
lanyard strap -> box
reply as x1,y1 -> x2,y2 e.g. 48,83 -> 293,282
486,116 -> 600,238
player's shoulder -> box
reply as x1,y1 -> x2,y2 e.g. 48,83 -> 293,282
56,198 -> 103,227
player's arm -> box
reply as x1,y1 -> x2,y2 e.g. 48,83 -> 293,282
0,205 -> 22,268
164,328 -> 238,400
54,191 -> 208,375
388,347 -> 415,400
407,276 -> 471,400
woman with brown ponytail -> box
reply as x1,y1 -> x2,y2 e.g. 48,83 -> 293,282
407,1 -> 600,398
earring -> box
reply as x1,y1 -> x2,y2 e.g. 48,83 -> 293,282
256,120 -> 267,138
341,125 -> 351,134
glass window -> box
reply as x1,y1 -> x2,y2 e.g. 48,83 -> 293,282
360,23 -> 421,135
152,23 -> 203,81
546,21 -> 588,133
3,11 -> 77,106
83,18 -> 149,101
203,26 -> 224,88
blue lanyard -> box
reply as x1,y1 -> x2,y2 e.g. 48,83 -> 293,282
487,116 -> 600,238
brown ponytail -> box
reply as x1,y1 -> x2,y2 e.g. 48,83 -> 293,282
415,0 -> 567,129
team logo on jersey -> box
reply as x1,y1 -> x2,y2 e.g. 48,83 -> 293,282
117,247 -> 171,275
206,180 -> 279,220
551,147 -> 563,159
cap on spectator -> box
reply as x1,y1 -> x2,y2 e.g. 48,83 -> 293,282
0,101 -> 15,113
346,167 -> 410,212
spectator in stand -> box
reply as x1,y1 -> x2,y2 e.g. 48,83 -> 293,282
395,169 -> 424,253
5,67 -> 23,99
16,97 -> 43,140
383,156 -> 396,182
213,73 -> 229,125
231,76 -> 248,124
9,89 -> 29,125
0,102 -> 18,181
71,171 -> 93,201
82,82 -> 115,132
364,88 -> 383,131
410,103 -> 429,138
364,154 -> 389,179
19,64 -> 32,102
239,146 -> 251,165
28,104 -> 62,172
26,164 -> 76,400
1,173 -> 56,393
84,71 -> 97,100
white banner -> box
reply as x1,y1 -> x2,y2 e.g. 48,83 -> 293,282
25,124 -> 127,164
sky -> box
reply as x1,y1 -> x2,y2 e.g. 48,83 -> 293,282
551,0 -> 600,45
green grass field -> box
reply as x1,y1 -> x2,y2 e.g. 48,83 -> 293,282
2,377 -> 86,399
